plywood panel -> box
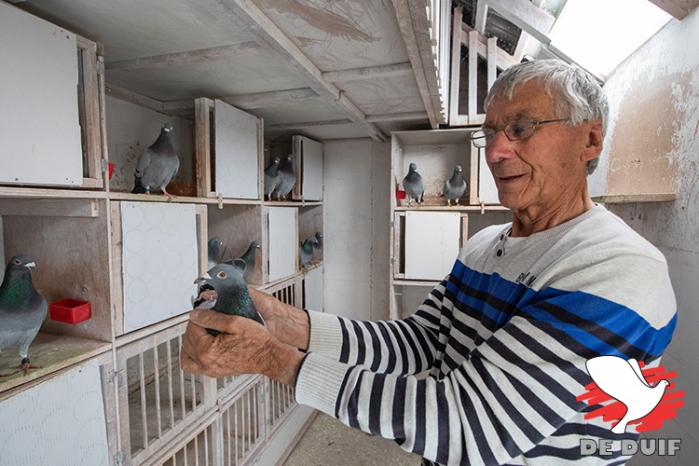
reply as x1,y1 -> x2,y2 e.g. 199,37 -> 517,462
267,207 -> 298,282
304,265 -> 324,312
404,211 -> 460,280
294,136 -> 323,201
214,100 -> 260,199
120,202 -> 198,333
0,359 -> 110,466
0,2 -> 82,187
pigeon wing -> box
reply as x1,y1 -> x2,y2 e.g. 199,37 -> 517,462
135,148 -> 152,178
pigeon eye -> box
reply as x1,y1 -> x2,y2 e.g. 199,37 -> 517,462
13,259 -> 21,265
216,271 -> 227,279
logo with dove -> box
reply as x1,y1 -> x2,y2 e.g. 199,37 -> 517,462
577,356 -> 685,433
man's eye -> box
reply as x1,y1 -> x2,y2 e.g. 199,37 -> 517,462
510,122 -> 529,138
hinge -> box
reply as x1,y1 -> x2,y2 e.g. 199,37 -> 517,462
101,158 -> 109,173
113,450 -> 124,465
107,368 -> 124,385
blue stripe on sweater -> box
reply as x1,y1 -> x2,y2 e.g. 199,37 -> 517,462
448,260 -> 677,359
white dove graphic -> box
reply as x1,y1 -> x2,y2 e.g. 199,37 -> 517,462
585,356 -> 669,434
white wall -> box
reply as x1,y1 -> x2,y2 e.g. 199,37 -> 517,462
0,215 -> 4,282
323,139 -> 390,321
598,9 -> 699,465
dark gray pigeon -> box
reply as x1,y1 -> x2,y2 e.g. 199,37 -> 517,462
403,162 -> 424,207
236,240 -> 260,281
132,124 -> 180,197
272,155 -> 296,201
193,261 -> 264,336
208,237 -> 225,269
300,237 -> 318,268
443,165 -> 467,206
0,255 -> 47,376
264,157 -> 282,201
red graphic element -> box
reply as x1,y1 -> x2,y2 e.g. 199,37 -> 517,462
577,361 -> 684,432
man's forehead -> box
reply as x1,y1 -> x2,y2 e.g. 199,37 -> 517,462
485,82 -> 554,123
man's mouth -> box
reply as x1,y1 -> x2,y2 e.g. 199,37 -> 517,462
497,174 -> 525,182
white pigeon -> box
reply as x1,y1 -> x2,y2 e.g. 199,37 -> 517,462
585,356 -> 669,434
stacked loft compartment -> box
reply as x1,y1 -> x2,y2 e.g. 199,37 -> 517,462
0,4 -> 322,465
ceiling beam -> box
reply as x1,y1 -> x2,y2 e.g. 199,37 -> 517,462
218,0 -> 385,142
366,111 -> 428,122
105,83 -> 171,115
462,23 -> 520,69
106,42 -> 261,71
391,0 -> 441,128
475,0 -> 489,34
269,119 -> 352,130
483,0 -> 555,45
647,0 -> 699,19
512,0 -> 546,62
222,87 -> 321,109
322,62 -> 413,82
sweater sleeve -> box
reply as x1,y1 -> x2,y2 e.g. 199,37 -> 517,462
295,259 -> 677,466
304,277 -> 448,375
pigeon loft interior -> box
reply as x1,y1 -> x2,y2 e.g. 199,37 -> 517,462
2,0 -> 699,464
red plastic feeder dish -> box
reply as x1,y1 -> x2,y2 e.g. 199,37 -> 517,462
395,189 -> 406,200
49,298 -> 92,324
108,162 -> 115,180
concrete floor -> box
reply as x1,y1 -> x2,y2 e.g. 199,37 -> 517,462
284,413 -> 422,466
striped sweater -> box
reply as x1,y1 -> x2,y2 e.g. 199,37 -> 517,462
294,204 -> 677,465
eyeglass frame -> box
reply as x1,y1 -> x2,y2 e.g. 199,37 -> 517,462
470,118 -> 571,148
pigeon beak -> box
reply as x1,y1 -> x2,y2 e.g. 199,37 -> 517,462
24,262 -> 36,270
256,244 -> 261,249
194,272 -> 212,285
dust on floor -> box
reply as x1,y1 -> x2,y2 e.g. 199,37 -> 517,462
284,413 -> 422,466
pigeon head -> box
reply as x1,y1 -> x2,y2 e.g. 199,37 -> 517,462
274,156 -> 281,164
162,123 -> 174,133
208,237 -> 225,264
454,165 -> 463,173
194,261 -> 247,302
314,232 -> 323,245
251,240 -> 261,249
4,255 -> 37,276
1,255 -> 39,302
409,162 -> 417,172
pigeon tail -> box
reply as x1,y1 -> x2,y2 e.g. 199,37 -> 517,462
132,175 -> 148,194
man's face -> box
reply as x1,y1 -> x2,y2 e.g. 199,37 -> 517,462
484,80 -> 591,211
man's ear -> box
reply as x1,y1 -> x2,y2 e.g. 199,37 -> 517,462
581,120 -> 604,163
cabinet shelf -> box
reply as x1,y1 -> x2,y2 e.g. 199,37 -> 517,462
395,205 -> 509,212
592,193 -> 676,204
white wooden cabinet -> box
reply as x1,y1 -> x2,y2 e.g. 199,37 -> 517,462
292,135 -> 323,201
265,207 -> 298,282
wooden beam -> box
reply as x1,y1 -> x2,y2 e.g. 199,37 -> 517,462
391,0 -> 441,128
222,0 -> 385,142
105,42 -> 261,71
468,31 -> 478,118
268,119 -> 352,130
366,111 -> 428,122
322,62 -> 413,82
222,88 -> 321,109
475,0 -> 489,34
462,23 -> 520,70
105,83 -> 167,114
0,199 -> 99,217
647,0 -> 699,19
487,37 -> 497,90
511,0 -> 546,62
483,0 -> 555,45
449,7 -> 463,125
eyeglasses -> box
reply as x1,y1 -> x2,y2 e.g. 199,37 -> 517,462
470,118 -> 570,148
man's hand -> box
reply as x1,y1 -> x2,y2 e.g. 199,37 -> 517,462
180,309 -> 304,385
248,287 -> 310,350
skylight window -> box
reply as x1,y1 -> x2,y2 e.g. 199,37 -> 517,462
549,0 -> 671,78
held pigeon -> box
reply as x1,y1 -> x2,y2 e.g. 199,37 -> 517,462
272,155 -> 296,201
236,240 -> 260,281
443,165 -> 467,206
403,162 -> 424,207
264,157 -> 282,201
193,261 -> 264,336
208,237 -> 226,269
300,237 -> 318,268
132,124 -> 180,197
0,255 -> 48,376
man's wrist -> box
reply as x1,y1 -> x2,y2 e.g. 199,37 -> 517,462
266,338 -> 306,386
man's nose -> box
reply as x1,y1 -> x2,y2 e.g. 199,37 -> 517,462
484,131 -> 517,164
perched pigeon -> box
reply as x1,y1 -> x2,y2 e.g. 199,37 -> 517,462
208,237 -> 225,269
272,155 -> 296,201
443,165 -> 467,206
313,232 -> 323,259
264,157 -> 282,201
193,261 -> 264,336
132,124 -> 180,197
236,240 -> 260,281
300,237 -> 318,268
0,255 -> 47,376
403,162 -> 424,207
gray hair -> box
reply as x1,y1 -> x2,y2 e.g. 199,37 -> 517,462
484,59 -> 608,175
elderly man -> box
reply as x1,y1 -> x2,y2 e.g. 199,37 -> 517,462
182,60 -> 677,465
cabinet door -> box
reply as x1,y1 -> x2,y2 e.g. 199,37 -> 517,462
267,207 -> 298,282
0,359 -> 109,466
304,265 -> 324,312
404,211 -> 461,280
121,202 -> 198,333
293,136 -> 323,201
478,150 -> 499,204
214,99 -> 260,199
0,2 -> 82,186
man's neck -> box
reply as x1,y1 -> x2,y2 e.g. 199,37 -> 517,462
511,188 -> 594,237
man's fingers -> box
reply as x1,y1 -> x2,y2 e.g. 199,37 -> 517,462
189,309 -> 240,333
180,349 -> 201,374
